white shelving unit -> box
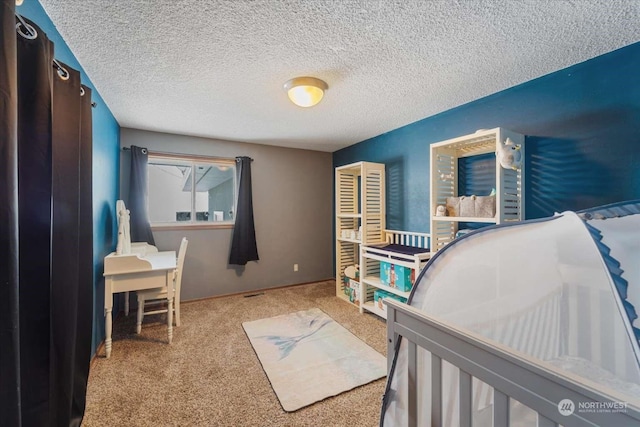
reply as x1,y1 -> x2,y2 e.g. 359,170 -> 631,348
360,230 -> 430,319
335,161 -> 385,307
429,127 -> 525,252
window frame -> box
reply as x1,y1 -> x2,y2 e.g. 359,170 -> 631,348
147,152 -> 237,230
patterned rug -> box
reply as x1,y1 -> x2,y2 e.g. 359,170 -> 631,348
242,308 -> 386,412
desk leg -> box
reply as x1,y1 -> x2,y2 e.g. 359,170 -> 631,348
105,277 -> 113,358
105,307 -> 113,358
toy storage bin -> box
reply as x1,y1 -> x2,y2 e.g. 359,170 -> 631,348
380,262 -> 391,286
380,261 -> 415,292
374,289 -> 390,311
348,279 -> 360,305
374,289 -> 407,313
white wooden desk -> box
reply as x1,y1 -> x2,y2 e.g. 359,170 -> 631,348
103,250 -> 176,358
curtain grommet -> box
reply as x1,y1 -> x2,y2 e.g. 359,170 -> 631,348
16,15 -> 37,40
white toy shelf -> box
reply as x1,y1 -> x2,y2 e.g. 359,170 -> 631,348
360,230 -> 431,319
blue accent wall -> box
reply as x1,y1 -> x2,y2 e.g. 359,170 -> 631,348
18,1 -> 120,355
334,42 -> 640,232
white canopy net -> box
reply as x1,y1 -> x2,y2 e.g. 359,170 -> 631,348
381,202 -> 640,426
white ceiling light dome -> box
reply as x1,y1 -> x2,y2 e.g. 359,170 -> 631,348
284,77 -> 328,108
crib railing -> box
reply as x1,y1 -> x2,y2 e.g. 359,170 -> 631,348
384,229 -> 430,249
384,299 -> 640,427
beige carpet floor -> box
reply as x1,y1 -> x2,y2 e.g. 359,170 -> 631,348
84,280 -> 387,427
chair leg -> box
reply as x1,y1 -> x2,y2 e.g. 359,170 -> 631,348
136,298 -> 143,334
167,296 -> 173,344
174,298 -> 181,327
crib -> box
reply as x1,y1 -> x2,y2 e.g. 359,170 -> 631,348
383,299 -> 640,426
380,201 -> 640,426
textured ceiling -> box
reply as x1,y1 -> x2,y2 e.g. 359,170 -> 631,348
37,0 -> 640,152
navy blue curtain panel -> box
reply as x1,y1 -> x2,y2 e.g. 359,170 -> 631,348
229,156 -> 259,265
0,1 -> 20,425
129,145 -> 156,245
0,12 -> 93,426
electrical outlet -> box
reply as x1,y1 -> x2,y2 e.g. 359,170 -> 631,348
294,263 -> 299,272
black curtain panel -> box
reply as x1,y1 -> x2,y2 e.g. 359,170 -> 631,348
229,156 -> 259,265
50,63 -> 93,427
51,61 -> 82,425
128,145 -> 155,244
0,1 -> 20,425
73,84 -> 93,425
17,24 -> 54,427
0,12 -> 93,426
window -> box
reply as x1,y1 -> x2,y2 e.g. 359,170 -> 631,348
148,155 -> 236,227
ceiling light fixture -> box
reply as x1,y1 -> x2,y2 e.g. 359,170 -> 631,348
283,77 -> 328,108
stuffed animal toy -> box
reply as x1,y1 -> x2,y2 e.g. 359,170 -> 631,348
496,137 -> 522,170
435,205 -> 447,216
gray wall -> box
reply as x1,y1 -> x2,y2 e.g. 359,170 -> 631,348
121,128 -> 334,300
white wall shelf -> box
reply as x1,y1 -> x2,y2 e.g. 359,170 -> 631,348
337,237 -> 362,244
361,276 -> 411,299
432,216 -> 498,223
429,128 -> 525,252
336,213 -> 362,218
335,161 -> 386,307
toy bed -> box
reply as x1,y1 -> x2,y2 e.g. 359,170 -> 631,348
359,230 -> 431,318
380,201 -> 640,426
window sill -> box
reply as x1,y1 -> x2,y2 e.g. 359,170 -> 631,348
151,223 -> 234,231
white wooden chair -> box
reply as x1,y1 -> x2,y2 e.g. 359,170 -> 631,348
136,237 -> 188,334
